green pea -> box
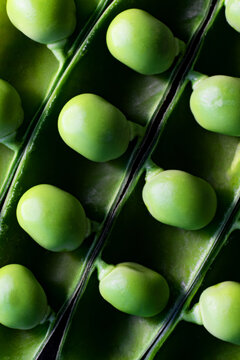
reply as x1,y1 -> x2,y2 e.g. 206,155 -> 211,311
106,8 -> 181,75
0,79 -> 24,138
99,262 -> 169,317
225,0 -> 240,32
199,281 -> 240,344
142,170 -> 217,230
0,264 -> 49,330
16,184 -> 89,252
58,93 -> 130,162
190,75 -> 240,136
6,0 -> 76,45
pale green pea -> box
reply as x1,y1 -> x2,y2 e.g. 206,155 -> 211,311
190,75 -> 240,136
6,0 -> 76,45
99,262 -> 169,317
0,79 -> 24,138
58,93 -> 131,162
106,8 -> 182,75
225,0 -> 240,32
142,169 -> 217,230
17,184 -> 89,252
0,264 -> 50,330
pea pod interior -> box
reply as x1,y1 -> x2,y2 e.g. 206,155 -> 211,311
0,0 -> 214,358
0,0 -> 111,204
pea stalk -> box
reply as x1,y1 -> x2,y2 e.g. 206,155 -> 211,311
47,40 -> 69,67
145,159 -> 164,182
182,303 -> 203,325
96,258 -> 115,281
187,70 -> 208,89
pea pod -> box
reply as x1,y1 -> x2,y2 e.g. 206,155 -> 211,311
2,0 -> 240,359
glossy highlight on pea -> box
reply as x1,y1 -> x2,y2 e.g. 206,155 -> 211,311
225,0 -> 240,32
142,165 -> 217,230
16,184 -> 89,252
97,260 -> 169,317
0,78 -> 24,138
6,0 -> 76,45
58,93 -> 131,162
190,74 -> 240,136
0,264 -> 50,330
106,8 -> 183,75
184,281 -> 240,345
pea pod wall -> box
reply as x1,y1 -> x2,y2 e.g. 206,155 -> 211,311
0,0 -> 112,205
0,0 -> 214,358
56,1 -> 240,359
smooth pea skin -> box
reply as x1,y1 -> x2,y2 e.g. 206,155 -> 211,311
6,0 -> 76,44
17,184 -> 88,252
0,264 -> 49,330
58,93 -> 130,162
190,75 -> 240,136
199,281 -> 240,344
225,0 -> 240,32
142,170 -> 217,230
106,8 -> 179,75
99,262 -> 169,317
0,79 -> 24,138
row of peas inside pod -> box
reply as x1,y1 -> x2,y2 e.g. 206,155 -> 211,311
1,0 -> 240,358
0,0 -> 109,203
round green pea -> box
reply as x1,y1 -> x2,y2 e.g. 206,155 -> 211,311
0,79 -> 24,138
99,262 -> 169,317
58,93 -> 130,162
142,170 -> 217,230
6,0 -> 76,44
0,264 -> 49,330
106,8 -> 179,75
16,184 -> 88,252
225,0 -> 240,32
199,281 -> 240,344
190,75 -> 240,136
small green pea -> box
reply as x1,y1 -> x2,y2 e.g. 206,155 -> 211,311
0,79 -> 24,138
6,0 -> 76,45
199,281 -> 240,344
99,262 -> 169,317
16,184 -> 89,252
225,0 -> 240,32
106,8 -> 180,75
0,264 -> 49,330
58,93 -> 130,162
142,170 -> 217,230
190,75 -> 240,136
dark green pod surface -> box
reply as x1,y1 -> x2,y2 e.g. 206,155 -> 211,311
6,0 -> 77,44
142,170 -> 217,230
0,264 -> 49,330
16,184 -> 88,252
0,78 -> 24,138
106,8 -> 180,75
190,75 -> 240,136
199,281 -> 240,344
225,0 -> 240,32
99,262 -> 169,317
58,93 -> 130,162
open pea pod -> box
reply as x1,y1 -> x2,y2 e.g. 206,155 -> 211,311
0,0 -> 214,358
0,0 -> 112,204
56,1 -> 240,359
